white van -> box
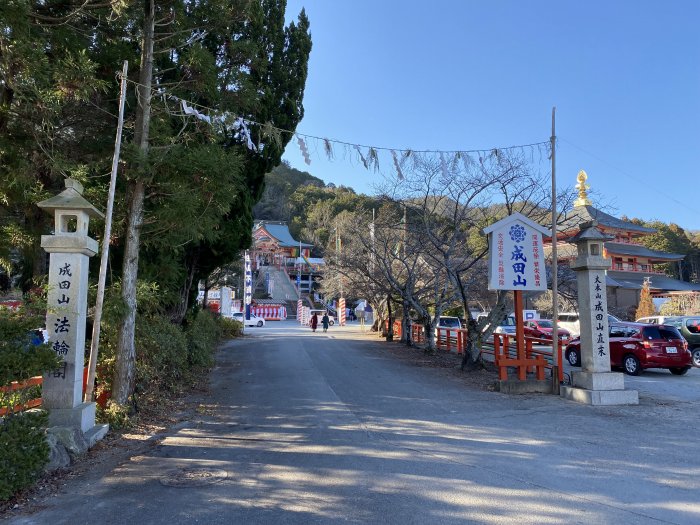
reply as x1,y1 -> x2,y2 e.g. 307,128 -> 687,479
558,312 -> 621,337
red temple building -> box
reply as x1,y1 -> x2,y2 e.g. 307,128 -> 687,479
549,171 -> 700,312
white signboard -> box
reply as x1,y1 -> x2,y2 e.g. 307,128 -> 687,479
483,212 -> 550,292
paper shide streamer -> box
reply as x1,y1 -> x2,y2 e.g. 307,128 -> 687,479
297,135 -> 312,165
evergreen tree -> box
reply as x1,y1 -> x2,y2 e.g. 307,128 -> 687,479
635,278 -> 656,320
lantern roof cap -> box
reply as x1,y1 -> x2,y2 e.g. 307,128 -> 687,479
37,178 -> 104,219
569,221 -> 613,243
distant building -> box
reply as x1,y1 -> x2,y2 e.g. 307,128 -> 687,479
251,220 -> 323,295
548,171 -> 700,313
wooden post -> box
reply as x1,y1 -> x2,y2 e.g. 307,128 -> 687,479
514,290 -> 526,380
85,61 -> 128,403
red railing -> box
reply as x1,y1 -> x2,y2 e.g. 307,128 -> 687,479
0,367 -> 110,417
489,334 -> 564,382
0,376 -> 43,416
435,327 -> 468,354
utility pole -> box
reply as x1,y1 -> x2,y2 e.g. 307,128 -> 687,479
85,60 -> 128,403
551,107 -> 560,394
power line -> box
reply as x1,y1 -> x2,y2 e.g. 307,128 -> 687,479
123,77 -> 550,156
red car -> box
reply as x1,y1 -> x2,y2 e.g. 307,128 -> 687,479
524,319 -> 571,341
565,322 -> 692,376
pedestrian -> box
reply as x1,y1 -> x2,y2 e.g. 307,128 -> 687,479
322,312 -> 330,333
310,313 -> 318,332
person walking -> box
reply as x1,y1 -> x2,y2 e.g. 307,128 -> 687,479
310,313 -> 318,332
321,312 -> 330,333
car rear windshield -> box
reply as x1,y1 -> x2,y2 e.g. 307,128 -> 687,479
642,326 -> 683,340
686,318 -> 700,334
440,318 -> 461,328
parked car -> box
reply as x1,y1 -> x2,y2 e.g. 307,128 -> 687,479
635,315 -> 681,325
564,321 -> 691,375
437,316 -> 462,329
557,312 -> 621,337
662,316 -> 700,367
232,312 -> 265,327
523,319 -> 571,341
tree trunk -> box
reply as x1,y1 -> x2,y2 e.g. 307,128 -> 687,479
386,294 -> 393,341
170,251 -> 199,324
401,299 -> 412,346
112,0 -> 154,405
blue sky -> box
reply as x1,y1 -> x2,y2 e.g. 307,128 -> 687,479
282,1 -> 700,231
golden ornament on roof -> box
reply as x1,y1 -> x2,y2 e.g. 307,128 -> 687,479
574,170 -> 592,206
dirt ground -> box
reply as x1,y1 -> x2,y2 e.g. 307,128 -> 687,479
1,333 -> 498,519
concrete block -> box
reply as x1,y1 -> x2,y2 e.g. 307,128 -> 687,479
572,371 -> 625,391
560,386 -> 639,405
84,423 -> 109,448
495,379 -> 552,394
48,402 -> 96,432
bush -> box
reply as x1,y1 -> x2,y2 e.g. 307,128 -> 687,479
185,310 -> 220,368
135,315 -> 188,393
0,294 -> 60,501
218,317 -> 243,339
97,401 -> 133,431
0,410 -> 50,501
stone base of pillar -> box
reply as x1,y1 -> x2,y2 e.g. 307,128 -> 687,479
560,371 -> 639,406
48,401 -> 96,433
560,386 -> 639,405
84,423 -> 110,447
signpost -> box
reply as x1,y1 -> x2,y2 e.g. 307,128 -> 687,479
484,213 -> 551,387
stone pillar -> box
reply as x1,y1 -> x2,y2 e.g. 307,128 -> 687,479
560,221 -> 638,405
220,286 -> 232,317
38,179 -> 109,434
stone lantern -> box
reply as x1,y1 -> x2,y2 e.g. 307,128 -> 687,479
560,221 -> 638,405
37,178 -> 108,438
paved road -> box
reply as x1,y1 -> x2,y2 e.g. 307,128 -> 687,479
11,321 -> 700,524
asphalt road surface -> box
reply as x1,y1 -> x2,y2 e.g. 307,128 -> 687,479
11,321 -> 700,524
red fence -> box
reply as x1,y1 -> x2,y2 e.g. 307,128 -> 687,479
483,334 -> 564,382
0,367 -> 110,417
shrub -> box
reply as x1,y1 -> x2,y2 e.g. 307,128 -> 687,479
0,295 -> 59,501
218,317 -> 243,339
97,401 -> 133,431
0,410 -> 50,501
135,315 -> 188,393
185,310 -> 220,368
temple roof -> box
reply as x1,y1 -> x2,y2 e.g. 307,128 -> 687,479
560,205 -> 656,235
604,242 -> 685,261
253,221 -> 313,248
606,271 -> 700,292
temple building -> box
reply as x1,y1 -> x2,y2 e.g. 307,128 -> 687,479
251,220 -> 323,295
549,171 -> 700,313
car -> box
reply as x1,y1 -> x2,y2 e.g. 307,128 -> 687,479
523,319 -> 571,341
437,316 -> 462,329
232,312 -> 265,327
635,315 -> 681,325
557,312 -> 621,337
564,321 -> 691,376
662,316 -> 700,367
